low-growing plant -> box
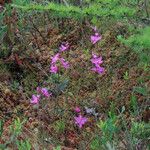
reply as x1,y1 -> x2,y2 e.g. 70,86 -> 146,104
0,118 -> 31,149
10,117 -> 25,137
118,27 -> 150,70
53,145 -> 61,150
130,121 -> 150,149
123,71 -> 129,80
130,94 -> 138,116
0,0 -> 149,149
16,139 -> 31,150
90,136 -> 101,150
54,120 -> 66,133
97,112 -> 118,146
0,120 -> 4,137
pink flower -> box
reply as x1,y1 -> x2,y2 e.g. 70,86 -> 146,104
74,107 -> 81,113
74,115 -> 87,128
91,66 -> 105,74
91,54 -> 103,66
91,33 -> 102,44
51,53 -> 60,64
30,94 -> 40,104
41,88 -> 52,97
91,53 -> 105,74
59,42 -> 69,52
60,58 -> 69,69
36,87 -> 41,93
50,64 -> 58,73
92,52 -> 98,59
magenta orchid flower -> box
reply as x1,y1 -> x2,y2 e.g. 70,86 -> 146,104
50,53 -> 59,73
91,53 -> 105,74
59,42 -> 69,52
50,64 -> 58,73
91,66 -> 105,74
41,88 -> 52,98
36,87 -> 52,98
91,33 -> 102,44
74,115 -> 87,128
60,58 -> 70,69
92,52 -> 98,58
91,54 -> 103,65
30,94 -> 40,104
74,107 -> 81,113
51,53 -> 60,64
36,87 -> 41,93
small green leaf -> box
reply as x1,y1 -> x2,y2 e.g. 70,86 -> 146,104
0,120 -> 4,137
53,145 -> 61,150
133,87 -> 148,96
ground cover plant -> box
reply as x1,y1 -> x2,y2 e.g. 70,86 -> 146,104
0,0 -> 150,149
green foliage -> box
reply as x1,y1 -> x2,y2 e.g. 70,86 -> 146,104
97,112 -> 118,144
118,27 -> 150,67
12,0 -> 30,5
130,94 -> 138,115
10,117 -> 26,137
47,74 -> 69,96
0,118 -> 28,149
0,120 -> 4,137
105,142 -> 116,150
90,136 -> 101,150
123,71 -> 129,80
53,145 -> 61,150
11,0 -> 136,20
16,139 -> 31,150
11,80 -> 20,91
92,111 -> 118,149
0,25 -> 7,41
0,0 -> 149,149
54,120 -> 66,133
133,86 -> 148,96
130,121 -> 150,145
90,137 -> 101,150
0,4 -> 14,59
118,27 -> 150,50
